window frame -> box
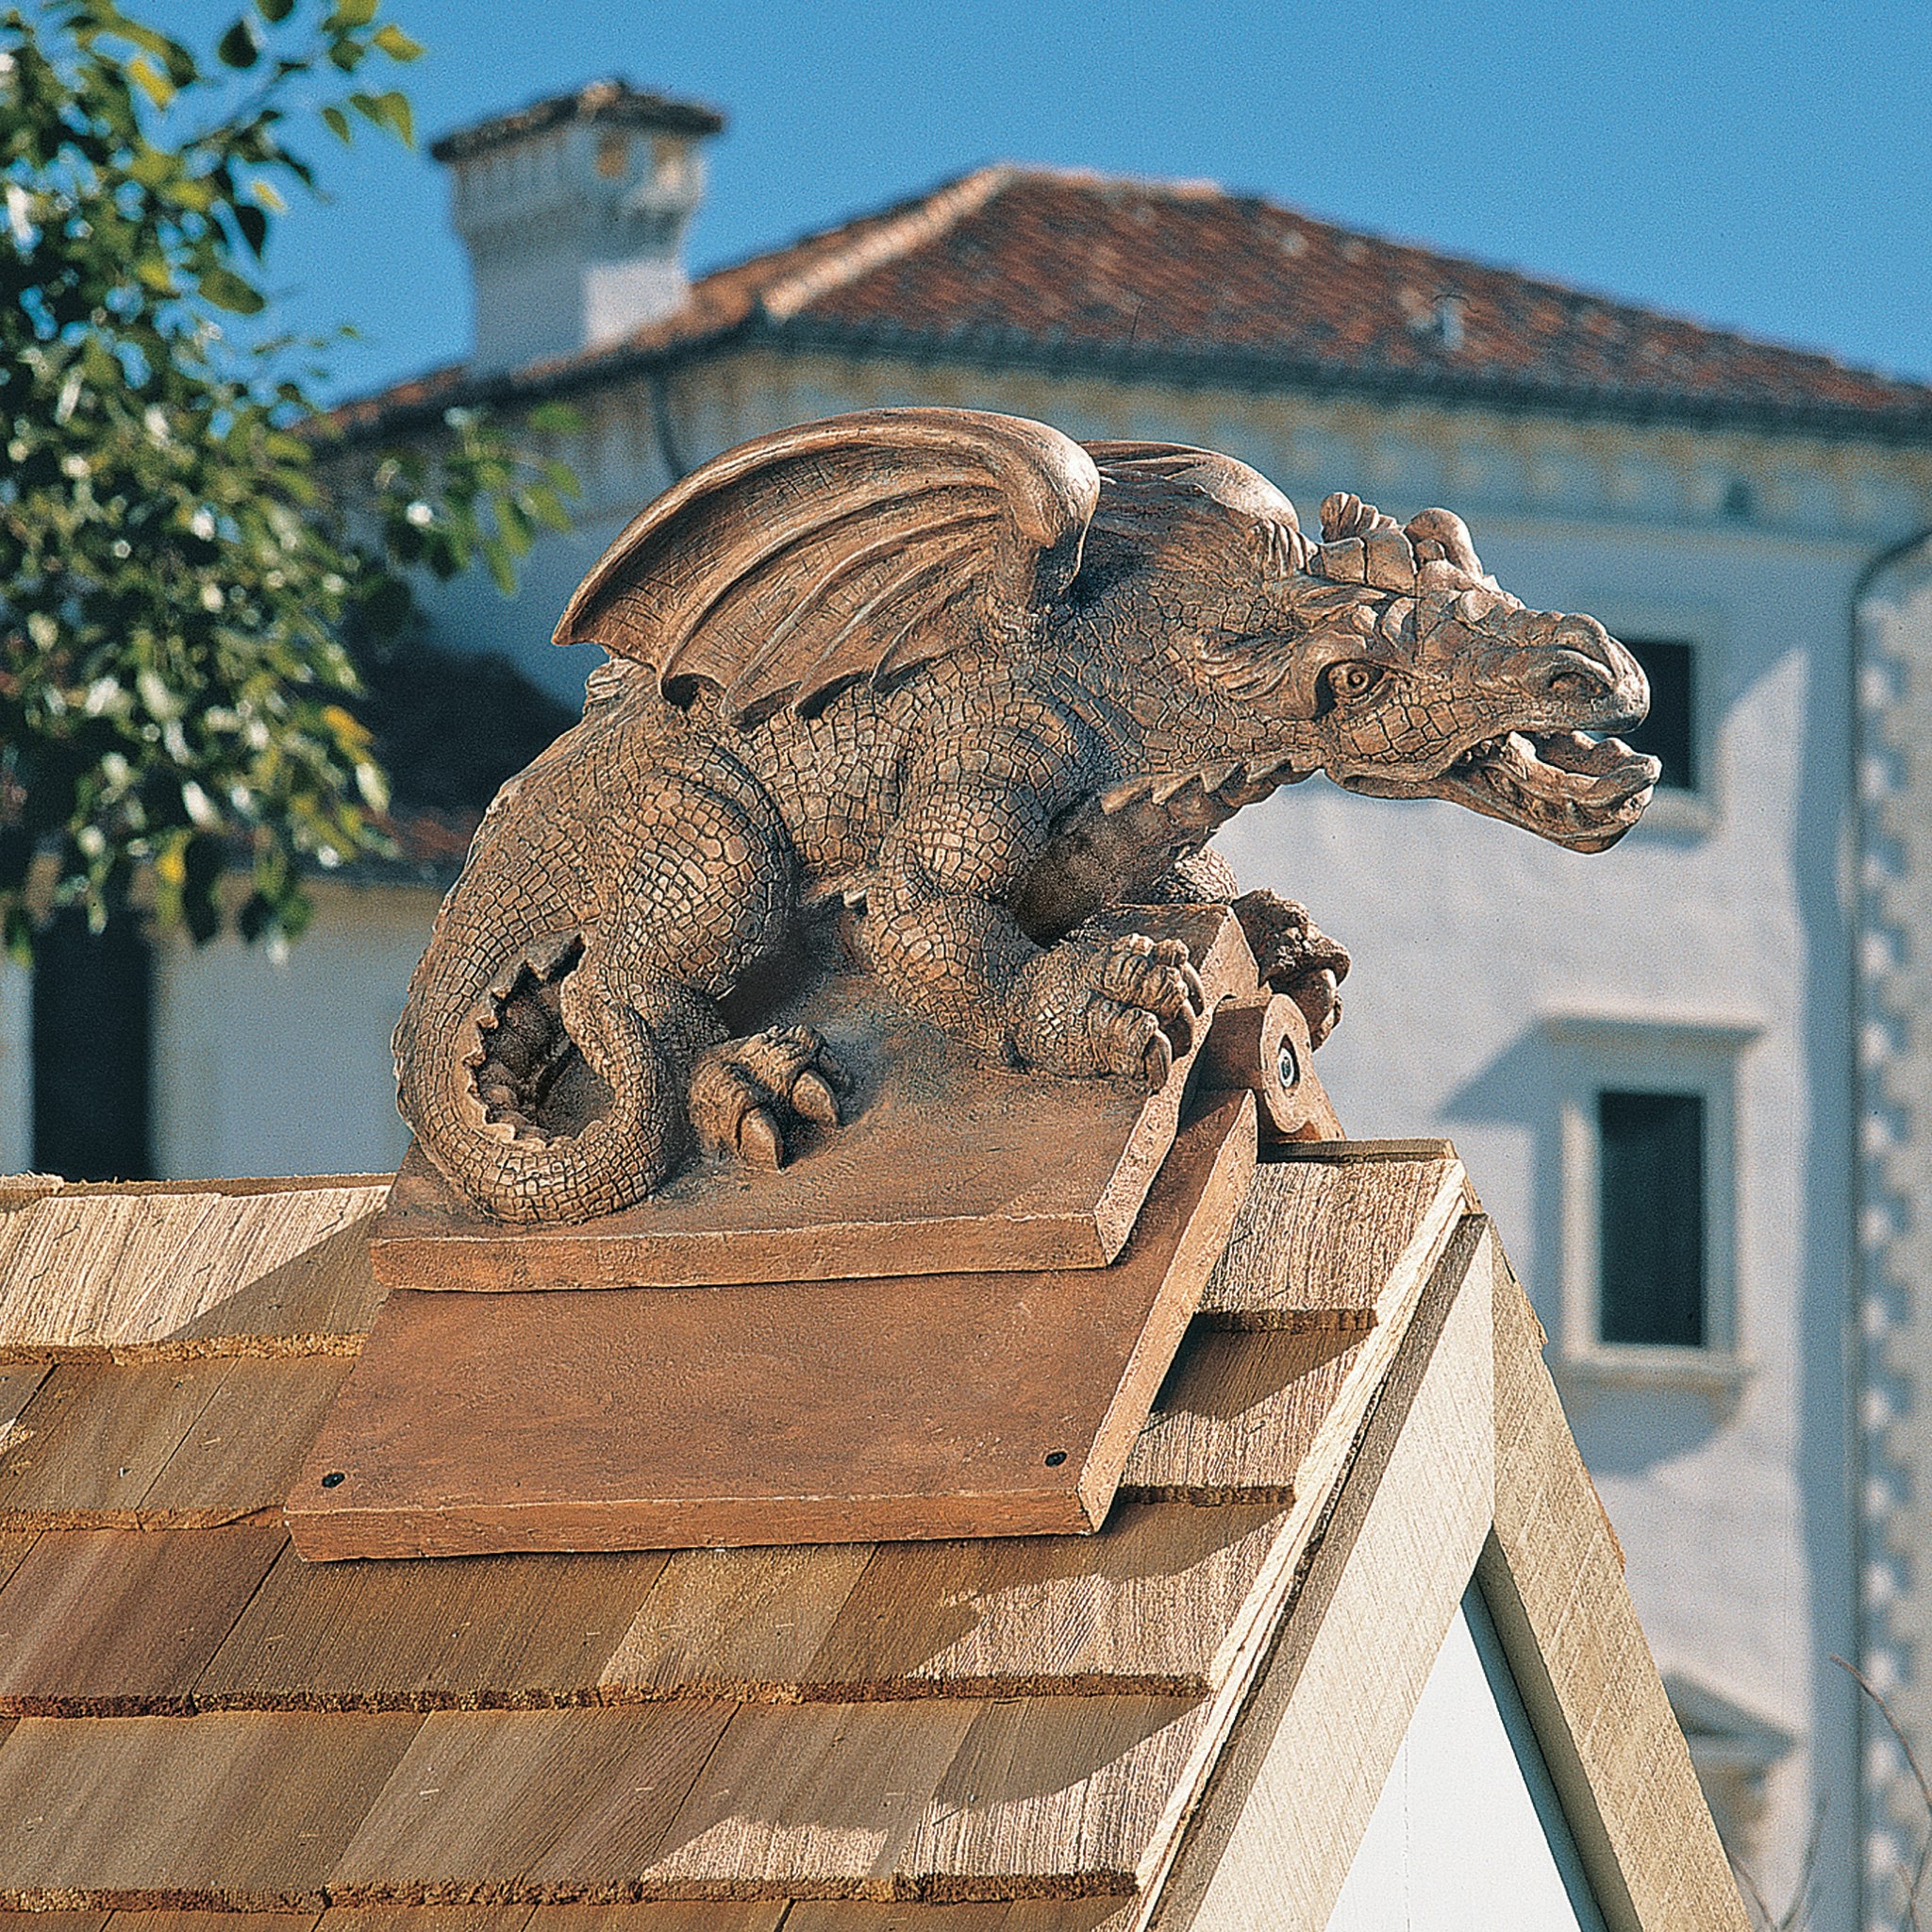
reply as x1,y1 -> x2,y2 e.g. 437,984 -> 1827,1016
1541,1011 -> 1758,1398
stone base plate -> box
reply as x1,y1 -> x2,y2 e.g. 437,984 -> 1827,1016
288,1089 -> 1256,1559
371,904 -> 1257,1291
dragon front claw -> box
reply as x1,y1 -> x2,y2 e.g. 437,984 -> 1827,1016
1091,933 -> 1208,1077
1232,891 -> 1350,1048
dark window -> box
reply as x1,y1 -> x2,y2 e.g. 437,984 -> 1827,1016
31,908 -> 155,1181
1620,639 -> 1696,793
1597,1090 -> 1705,1346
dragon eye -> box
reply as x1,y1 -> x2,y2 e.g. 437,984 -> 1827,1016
1325,662 -> 1386,706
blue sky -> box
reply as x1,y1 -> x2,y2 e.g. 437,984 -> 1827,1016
151,0 -> 1932,401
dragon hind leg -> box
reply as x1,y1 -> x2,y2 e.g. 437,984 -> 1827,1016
687,1024 -> 853,1170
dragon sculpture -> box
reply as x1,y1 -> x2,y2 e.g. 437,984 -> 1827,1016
393,408 -> 1657,1224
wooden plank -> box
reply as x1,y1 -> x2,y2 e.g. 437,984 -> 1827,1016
782,1908 -> 1132,1931
1118,1329 -> 1365,1505
320,1912 -> 531,1932
199,1542 -> 669,1710
639,1700 -> 980,1890
901,1694 -> 1208,1891
0,1534 -> 35,1599
0,1914 -> 111,1932
290,1093 -> 1255,1559
0,1183 -> 386,1359
0,1525 -> 283,1714
800,1503 -> 1287,1698
0,1364 -> 47,1438
1142,1216 -> 1497,1932
374,907 -> 1257,1292
12,1501 -> 1286,1712
1481,1255 -> 1749,1932
1194,1150 -> 1464,1329
598,1541 -> 874,1699
105,1914 -> 320,1932
0,1362 -> 231,1524
328,1706 -> 734,1896
138,1359 -> 359,1523
290,1679 -> 1189,1907
0,1711 -> 424,1907
525,1908 -> 780,1932
0,1357 -> 352,1529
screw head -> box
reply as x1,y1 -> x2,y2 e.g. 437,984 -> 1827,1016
321,1471 -> 346,1490
1043,1449 -> 1068,1468
1277,1037 -> 1301,1091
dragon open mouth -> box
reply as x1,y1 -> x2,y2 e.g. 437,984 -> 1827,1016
1441,728 -> 1660,852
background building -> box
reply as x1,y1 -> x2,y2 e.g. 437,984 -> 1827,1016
13,79 -> 1932,1927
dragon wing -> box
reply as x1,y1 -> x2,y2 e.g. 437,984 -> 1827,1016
554,408 -> 1101,724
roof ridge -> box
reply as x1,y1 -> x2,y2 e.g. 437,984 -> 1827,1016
755,164 -> 1017,322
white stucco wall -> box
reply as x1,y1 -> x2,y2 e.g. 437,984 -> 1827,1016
151,879 -> 436,1181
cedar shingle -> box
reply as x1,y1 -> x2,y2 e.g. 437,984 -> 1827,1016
328,1706 -> 735,1895
200,1543 -> 668,1710
0,1183 -> 385,1358
0,1711 -> 423,1906
801,1503 -> 1285,1697
0,1525 -> 282,1713
1120,1328 -> 1364,1504
1196,1153 -> 1461,1329
0,1359 -> 352,1529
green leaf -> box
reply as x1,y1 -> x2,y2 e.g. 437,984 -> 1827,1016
375,89 -> 413,144
525,483 -> 574,533
216,16 -> 260,67
372,23 -> 425,59
198,264 -> 266,314
257,0 -> 296,19
234,202 -> 269,256
321,103 -> 351,143
326,0 -> 379,26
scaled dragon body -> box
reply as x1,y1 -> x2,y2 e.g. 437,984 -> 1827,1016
394,408 -> 1657,1224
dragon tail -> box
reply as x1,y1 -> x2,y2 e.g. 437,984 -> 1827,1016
393,932 -> 681,1225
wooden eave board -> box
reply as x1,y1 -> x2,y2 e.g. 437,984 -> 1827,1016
370,908 -> 1257,1292
288,1093 -> 1257,1558
1135,1226 -> 1747,1932
1195,1142 -> 1465,1331
0,1141 -> 1485,1918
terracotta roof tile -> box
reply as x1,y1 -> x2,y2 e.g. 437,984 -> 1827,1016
337,164 -> 1932,439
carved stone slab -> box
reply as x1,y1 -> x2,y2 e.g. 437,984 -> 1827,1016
371,904 -> 1258,1291
288,1089 -> 1257,1559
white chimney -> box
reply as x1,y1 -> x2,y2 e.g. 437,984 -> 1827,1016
431,78 -> 725,376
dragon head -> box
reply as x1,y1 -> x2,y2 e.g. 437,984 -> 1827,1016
1271,493 -> 1659,852
1084,449 -> 1660,853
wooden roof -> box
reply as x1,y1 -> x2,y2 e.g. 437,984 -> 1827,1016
0,1144 -> 1741,1927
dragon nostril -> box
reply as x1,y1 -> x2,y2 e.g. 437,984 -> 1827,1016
1545,651 -> 1613,701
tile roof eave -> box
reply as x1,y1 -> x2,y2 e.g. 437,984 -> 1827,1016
755,312 -> 1932,449
330,306 -> 1932,455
